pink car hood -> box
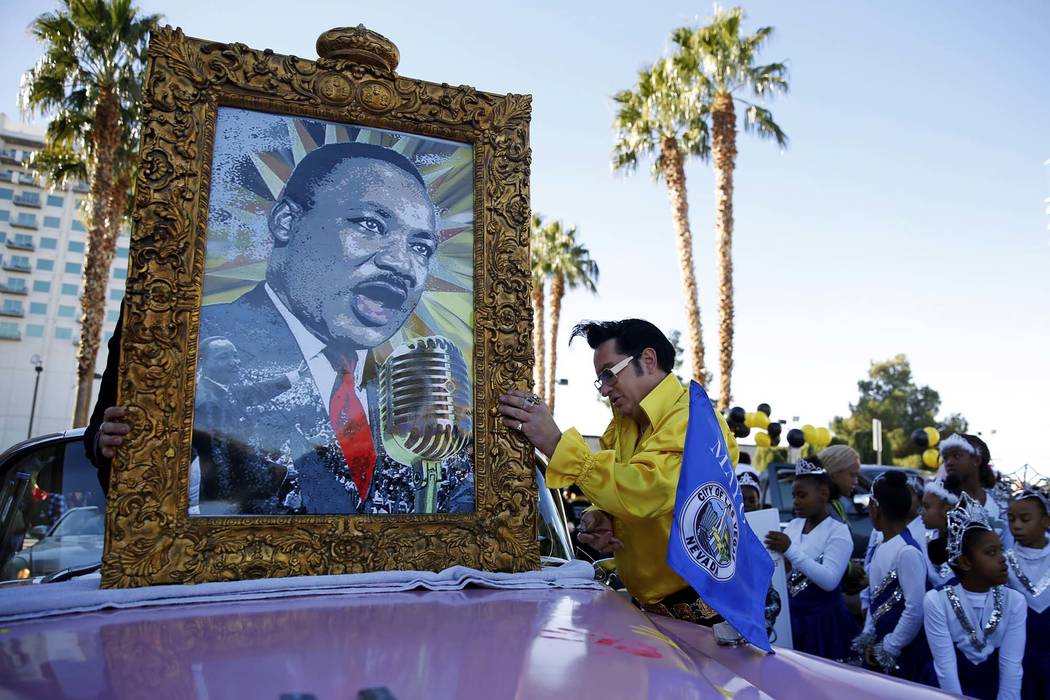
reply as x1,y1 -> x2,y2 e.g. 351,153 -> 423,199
0,586 -> 954,699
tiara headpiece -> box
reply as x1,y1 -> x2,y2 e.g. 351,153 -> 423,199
946,493 -> 993,564
1013,482 -> 1050,516
939,433 -> 978,456
795,458 -> 827,477
925,479 -> 960,506
737,471 -> 760,491
907,475 -> 926,497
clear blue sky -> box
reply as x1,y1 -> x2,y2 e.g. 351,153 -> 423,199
2,1 -> 1048,474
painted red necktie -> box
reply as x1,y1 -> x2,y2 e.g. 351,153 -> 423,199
328,356 -> 376,504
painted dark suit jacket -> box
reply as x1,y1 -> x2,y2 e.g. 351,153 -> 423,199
86,286 -> 474,515
198,282 -> 465,516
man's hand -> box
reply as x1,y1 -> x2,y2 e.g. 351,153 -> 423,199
497,390 -> 562,459
577,510 -> 624,554
764,530 -> 791,554
97,406 -> 131,460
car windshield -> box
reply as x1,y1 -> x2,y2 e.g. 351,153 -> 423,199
1,433 -> 574,582
50,508 -> 104,538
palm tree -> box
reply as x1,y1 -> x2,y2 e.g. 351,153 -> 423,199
545,224 -> 598,413
20,0 -> 159,425
612,55 -> 711,387
671,7 -> 788,410
530,214 -> 554,403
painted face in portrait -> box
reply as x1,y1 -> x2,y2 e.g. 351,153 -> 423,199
202,338 -> 241,385
271,157 -> 438,350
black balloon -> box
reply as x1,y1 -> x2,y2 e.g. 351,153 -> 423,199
770,434 -> 781,447
767,422 -> 783,437
911,428 -> 929,449
728,406 -> 746,426
787,428 -> 805,448
757,403 -> 772,417
734,424 -> 751,439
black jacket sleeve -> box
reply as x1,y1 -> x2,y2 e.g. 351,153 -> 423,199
84,300 -> 124,494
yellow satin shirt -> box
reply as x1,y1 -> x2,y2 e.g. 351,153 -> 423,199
547,373 -> 738,605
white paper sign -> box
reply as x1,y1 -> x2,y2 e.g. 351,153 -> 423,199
745,506 -> 792,649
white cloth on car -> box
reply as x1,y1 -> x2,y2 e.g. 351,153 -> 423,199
0,559 -> 603,623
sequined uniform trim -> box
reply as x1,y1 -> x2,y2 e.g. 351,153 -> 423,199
945,585 -> 1004,652
1006,550 -> 1050,597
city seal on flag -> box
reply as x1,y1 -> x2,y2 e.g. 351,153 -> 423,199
678,480 -> 739,581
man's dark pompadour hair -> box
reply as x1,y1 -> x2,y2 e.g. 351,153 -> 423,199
279,142 -> 428,212
569,319 -> 675,373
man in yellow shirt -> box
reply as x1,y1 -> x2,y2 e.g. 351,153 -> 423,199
498,319 -> 738,622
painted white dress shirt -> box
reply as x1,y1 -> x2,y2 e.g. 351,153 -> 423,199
1007,541 -> 1050,614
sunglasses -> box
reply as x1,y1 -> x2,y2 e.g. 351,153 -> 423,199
593,355 -> 637,391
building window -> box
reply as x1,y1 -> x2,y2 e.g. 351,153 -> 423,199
2,299 -> 24,316
0,187 -> 12,200
10,233 -> 34,250
14,191 -> 41,207
30,301 -> 48,315
64,262 -> 81,275
0,211 -> 8,221
0,322 -> 19,339
71,219 -> 86,232
2,277 -> 27,293
46,195 -> 64,207
58,304 -> 76,318
43,216 -> 61,229
36,259 -> 54,271
109,288 -> 124,301
14,213 -> 38,229
61,283 -> 78,296
116,246 -> 129,258
26,323 -> 44,337
106,309 -> 120,322
6,255 -> 31,271
31,282 -> 49,294
68,240 -> 85,254
40,237 -> 57,249
113,268 -> 127,280
55,327 -> 73,340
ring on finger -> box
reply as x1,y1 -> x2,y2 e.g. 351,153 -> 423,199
517,421 -> 523,431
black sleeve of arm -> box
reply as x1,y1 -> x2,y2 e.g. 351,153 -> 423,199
84,301 -> 124,494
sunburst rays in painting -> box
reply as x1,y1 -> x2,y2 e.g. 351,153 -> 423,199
202,110 -> 474,370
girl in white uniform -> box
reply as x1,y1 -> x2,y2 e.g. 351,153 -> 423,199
765,456 -> 857,660
923,475 -> 962,589
1006,483 -> 1050,700
941,433 -> 1013,550
851,471 -> 933,684
924,493 -> 1027,700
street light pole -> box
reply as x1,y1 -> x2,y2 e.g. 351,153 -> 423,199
27,354 -> 43,439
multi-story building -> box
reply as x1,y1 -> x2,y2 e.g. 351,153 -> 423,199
0,113 -> 127,450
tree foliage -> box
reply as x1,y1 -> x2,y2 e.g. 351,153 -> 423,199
832,354 -> 968,465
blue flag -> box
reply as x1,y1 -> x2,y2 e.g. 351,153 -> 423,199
667,381 -> 774,652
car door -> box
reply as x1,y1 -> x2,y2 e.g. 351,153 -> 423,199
0,431 -> 104,581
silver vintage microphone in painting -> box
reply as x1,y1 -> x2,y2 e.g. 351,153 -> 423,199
378,336 -> 472,513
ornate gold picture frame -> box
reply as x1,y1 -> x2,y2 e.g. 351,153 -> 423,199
101,25 -> 536,587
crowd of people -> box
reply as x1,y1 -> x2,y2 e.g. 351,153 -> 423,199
735,436 -> 1048,700
500,317 -> 1046,700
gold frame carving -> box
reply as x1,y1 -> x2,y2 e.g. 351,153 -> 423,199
101,25 -> 536,588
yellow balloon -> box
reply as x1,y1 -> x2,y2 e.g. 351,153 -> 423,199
753,412 -> 770,430
923,448 -> 940,469
924,427 -> 940,448
802,424 -> 816,445
744,412 -> 756,428
815,427 -> 831,447
755,431 -> 771,447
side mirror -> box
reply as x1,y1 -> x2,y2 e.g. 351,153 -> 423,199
29,525 -> 49,540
